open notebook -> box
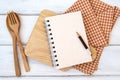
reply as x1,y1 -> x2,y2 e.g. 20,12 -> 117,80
44,11 -> 92,69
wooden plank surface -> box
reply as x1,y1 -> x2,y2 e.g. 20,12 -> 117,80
0,15 -> 120,45
0,0 -> 120,14
0,0 -> 77,14
1,46 -> 120,76
1,76 -> 120,80
0,0 -> 120,79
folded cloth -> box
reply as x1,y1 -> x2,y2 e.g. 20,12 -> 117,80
65,0 -> 120,75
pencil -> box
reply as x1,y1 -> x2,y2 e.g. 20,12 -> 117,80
76,32 -> 92,55
76,32 -> 88,49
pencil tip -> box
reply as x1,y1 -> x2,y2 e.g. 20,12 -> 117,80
76,32 -> 80,36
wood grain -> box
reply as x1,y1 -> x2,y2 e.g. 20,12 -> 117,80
1,46 -> 120,76
13,36 -> 21,76
6,16 -> 21,76
0,15 -> 120,45
25,10 -> 56,66
17,34 -> 30,72
0,0 -> 120,79
1,76 -> 120,80
25,9 -> 71,71
0,0 -> 119,14
7,12 -> 30,72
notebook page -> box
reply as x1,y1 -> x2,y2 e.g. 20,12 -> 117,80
45,11 -> 92,69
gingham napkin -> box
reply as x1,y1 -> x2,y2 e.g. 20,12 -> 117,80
65,0 -> 120,75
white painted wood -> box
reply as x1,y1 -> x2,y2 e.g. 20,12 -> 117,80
0,15 -> 38,44
0,0 -> 78,14
110,17 -> 120,44
1,76 -> 120,80
0,0 -> 120,79
0,0 -> 119,14
0,15 -> 120,45
0,46 -> 120,76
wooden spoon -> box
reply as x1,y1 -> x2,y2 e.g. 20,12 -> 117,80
6,13 -> 21,76
7,12 -> 30,72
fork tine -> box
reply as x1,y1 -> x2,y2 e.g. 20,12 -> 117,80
9,13 -> 14,25
10,12 -> 16,24
6,14 -> 12,31
12,12 -> 19,23
11,12 -> 16,24
7,13 -> 12,25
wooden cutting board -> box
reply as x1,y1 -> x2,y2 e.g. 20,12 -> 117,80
25,9 -> 97,71
25,9 -> 71,71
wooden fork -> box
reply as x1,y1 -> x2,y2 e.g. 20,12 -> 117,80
6,13 -> 21,76
7,12 -> 30,72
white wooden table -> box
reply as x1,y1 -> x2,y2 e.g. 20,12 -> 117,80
0,0 -> 120,80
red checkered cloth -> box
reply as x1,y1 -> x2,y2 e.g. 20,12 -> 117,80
65,0 -> 120,75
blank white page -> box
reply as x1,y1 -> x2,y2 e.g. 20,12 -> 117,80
45,11 -> 92,69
